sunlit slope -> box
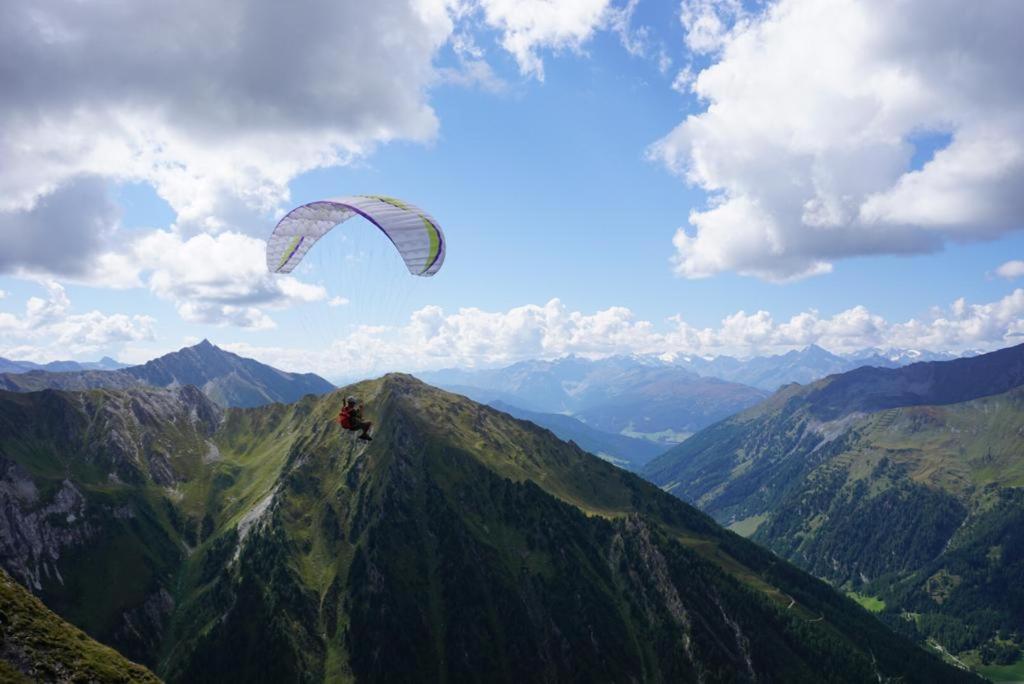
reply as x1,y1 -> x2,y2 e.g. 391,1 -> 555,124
0,376 -> 978,682
167,374 -> 972,683
0,563 -> 159,682
645,343 -> 1024,665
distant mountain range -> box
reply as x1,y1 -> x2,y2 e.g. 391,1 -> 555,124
0,376 -> 973,682
418,346 -> 970,449
667,344 -> 967,390
418,356 -> 769,442
644,343 -> 1024,673
487,400 -> 666,470
0,339 -> 334,408
0,355 -> 128,374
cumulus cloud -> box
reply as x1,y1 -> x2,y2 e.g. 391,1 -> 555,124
128,231 -> 326,329
0,281 -> 154,361
995,260 -> 1024,280
0,0 -> 454,233
477,0 -> 614,79
665,291 -> 1024,356
0,177 -> 121,280
218,291 -> 1024,378
651,0 -> 1024,281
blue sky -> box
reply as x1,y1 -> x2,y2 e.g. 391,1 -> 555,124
1,0 -> 1022,379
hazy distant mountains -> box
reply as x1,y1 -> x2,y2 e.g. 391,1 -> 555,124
0,355 -> 128,374
668,344 -> 966,390
645,343 -> 1024,669
488,400 -> 665,470
418,356 -> 769,443
416,346 -> 964,455
0,340 -> 334,408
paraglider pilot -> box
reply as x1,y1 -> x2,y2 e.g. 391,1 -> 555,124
338,396 -> 373,441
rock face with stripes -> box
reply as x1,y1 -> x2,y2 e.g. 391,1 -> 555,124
266,195 -> 445,277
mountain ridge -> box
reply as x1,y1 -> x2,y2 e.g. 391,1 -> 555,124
0,375 -> 975,682
0,339 -> 334,408
644,342 -> 1024,670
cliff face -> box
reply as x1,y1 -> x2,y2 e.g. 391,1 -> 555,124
0,463 -> 92,591
0,386 -> 222,664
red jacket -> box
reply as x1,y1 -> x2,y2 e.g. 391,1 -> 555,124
338,406 -> 356,429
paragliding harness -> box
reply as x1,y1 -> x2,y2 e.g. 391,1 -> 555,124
338,403 -> 373,441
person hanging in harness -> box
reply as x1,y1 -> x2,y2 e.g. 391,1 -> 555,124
338,396 -> 373,441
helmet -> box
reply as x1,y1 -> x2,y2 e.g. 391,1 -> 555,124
346,396 -> 357,404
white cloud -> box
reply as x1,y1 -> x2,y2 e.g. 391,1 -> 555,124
129,231 -> 326,329
657,50 -> 672,76
0,177 -> 123,281
651,0 -> 1024,281
328,296 -> 351,308
0,281 -> 154,361
995,260 -> 1024,280
50,229 -> 325,329
478,0 -> 613,79
671,66 -> 695,94
218,291 -> 1024,378
679,0 -> 746,54
607,0 -> 650,58
0,0 -> 455,234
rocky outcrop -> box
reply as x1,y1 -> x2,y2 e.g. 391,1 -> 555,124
0,459 -> 92,590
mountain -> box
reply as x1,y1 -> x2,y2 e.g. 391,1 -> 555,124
0,568 -> 158,683
844,347 -> 968,367
669,345 -> 968,391
645,342 -> 1024,672
0,339 -> 334,408
0,377 -> 975,682
487,400 -> 666,470
672,345 -> 853,390
0,356 -> 128,374
419,355 -> 768,441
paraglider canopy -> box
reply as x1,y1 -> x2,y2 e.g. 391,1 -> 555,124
266,195 -> 445,277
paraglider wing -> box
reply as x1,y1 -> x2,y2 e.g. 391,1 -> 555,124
266,195 -> 445,276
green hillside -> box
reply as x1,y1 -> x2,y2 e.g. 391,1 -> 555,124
0,377 -> 977,681
0,568 -> 159,682
645,345 -> 1024,669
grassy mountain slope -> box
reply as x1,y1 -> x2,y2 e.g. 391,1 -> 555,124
0,385 -> 221,665
167,375 -> 972,682
0,558 -> 159,682
0,340 -> 333,408
0,377 -> 977,682
645,343 -> 1024,666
